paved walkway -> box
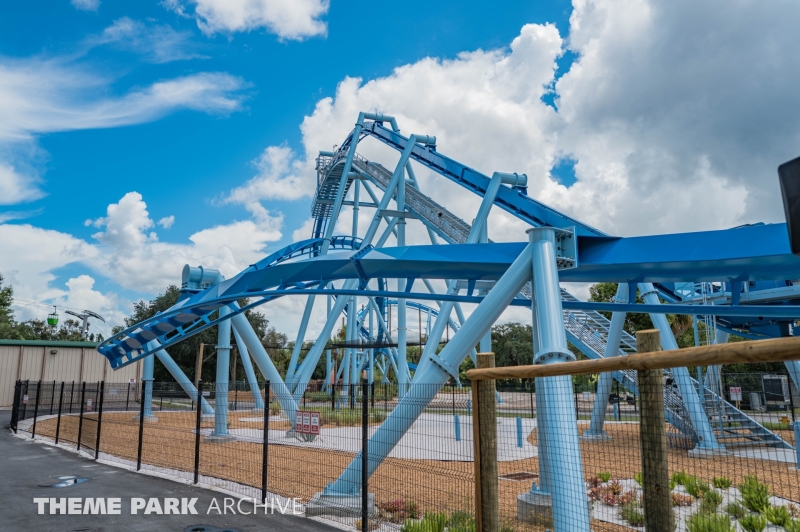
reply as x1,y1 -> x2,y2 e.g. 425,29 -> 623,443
229,412 -> 538,461
0,411 -> 339,532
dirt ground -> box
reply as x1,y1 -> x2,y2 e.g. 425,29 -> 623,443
31,412 -> 800,531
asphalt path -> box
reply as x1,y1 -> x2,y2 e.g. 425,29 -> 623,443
0,410 -> 339,532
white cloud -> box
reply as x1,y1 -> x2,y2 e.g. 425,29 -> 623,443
72,0 -> 99,12
0,223 -> 100,311
163,0 -> 329,40
88,192 -> 283,292
0,162 -> 44,205
0,63 -> 246,141
0,54 -> 247,203
157,215 -> 175,229
54,275 -> 129,333
87,17 -> 206,63
224,145 -> 313,218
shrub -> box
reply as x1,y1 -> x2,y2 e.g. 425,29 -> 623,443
700,490 -> 724,514
672,470 -> 689,486
684,476 -> 711,498
672,493 -> 695,507
712,476 -> 732,490
586,475 -> 603,488
268,401 -> 281,415
608,480 -> 623,495
634,471 -> 643,487
619,499 -> 646,527
378,499 -> 419,523
685,513 -> 736,532
785,520 -> 800,532
738,514 -> 767,532
400,512 -> 447,532
598,471 -> 612,483
739,476 -> 770,513
764,505 -> 791,527
619,491 -> 639,506
723,501 -> 746,519
447,511 -> 476,532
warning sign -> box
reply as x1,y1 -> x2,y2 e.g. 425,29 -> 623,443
729,387 -> 742,402
295,410 -> 320,435
22,394 -> 29,405
86,398 -> 93,412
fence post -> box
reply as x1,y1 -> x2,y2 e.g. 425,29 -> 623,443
31,380 -> 42,439
77,382 -> 86,451
21,380 -> 29,420
194,380 -> 203,484
50,380 -> 56,415
10,380 -> 21,433
636,330 -> 672,532
471,353 -> 498,532
95,381 -> 105,459
125,382 -> 131,411
262,380 -> 271,503
331,382 -> 336,412
68,381 -> 74,414
361,377 -> 369,532
137,380 -> 145,471
55,382 -> 65,444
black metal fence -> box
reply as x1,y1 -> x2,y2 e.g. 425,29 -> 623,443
9,372 -> 800,531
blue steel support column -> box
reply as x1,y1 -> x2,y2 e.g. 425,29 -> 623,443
208,306 -> 234,441
583,283 -> 629,440
639,283 -> 726,452
396,154 -> 409,397
231,327 -> 265,411
230,312 -> 297,427
151,343 -> 213,415
415,172 -> 526,379
292,279 -> 359,399
326,241 -> 533,495
786,361 -> 800,391
285,296 -> 316,389
137,354 -> 157,421
528,227 -> 590,532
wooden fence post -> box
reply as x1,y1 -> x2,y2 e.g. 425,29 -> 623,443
472,352 -> 498,532
636,329 -> 672,531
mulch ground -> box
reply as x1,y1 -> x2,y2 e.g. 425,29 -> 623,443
31,413 -> 800,531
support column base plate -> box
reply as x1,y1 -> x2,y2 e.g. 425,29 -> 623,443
305,492 -> 375,518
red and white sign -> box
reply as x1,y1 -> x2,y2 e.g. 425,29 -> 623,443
129,378 -> 136,384
295,410 -> 320,435
729,387 -> 742,402
22,394 -> 29,405
86,398 -> 93,412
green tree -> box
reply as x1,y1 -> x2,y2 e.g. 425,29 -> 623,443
0,272 -> 17,339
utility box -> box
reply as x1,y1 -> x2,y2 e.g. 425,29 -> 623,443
762,374 -> 791,411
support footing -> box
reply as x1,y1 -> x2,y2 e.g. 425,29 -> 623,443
580,431 -> 612,442
688,446 -> 731,458
305,492 -> 375,518
517,492 -> 592,525
204,433 -> 237,444
132,414 -> 158,423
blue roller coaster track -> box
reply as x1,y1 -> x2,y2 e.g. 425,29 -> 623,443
99,112 -> 800,531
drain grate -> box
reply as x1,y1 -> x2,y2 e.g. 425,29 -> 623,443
184,526 -> 242,532
499,472 -> 539,481
38,475 -> 90,488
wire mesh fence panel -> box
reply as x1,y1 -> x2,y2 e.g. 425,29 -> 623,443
11,362 -> 800,531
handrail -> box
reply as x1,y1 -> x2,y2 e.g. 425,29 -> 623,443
466,334 -> 800,381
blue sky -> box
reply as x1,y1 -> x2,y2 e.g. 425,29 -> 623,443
2,0 -> 799,337
2,0 -> 572,244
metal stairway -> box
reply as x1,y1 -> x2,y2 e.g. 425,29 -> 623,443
317,154 -> 792,449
